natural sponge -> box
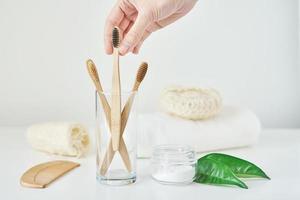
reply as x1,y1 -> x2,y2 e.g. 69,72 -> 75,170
160,86 -> 222,120
27,122 -> 90,157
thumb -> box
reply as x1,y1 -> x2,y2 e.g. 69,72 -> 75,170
120,14 -> 150,55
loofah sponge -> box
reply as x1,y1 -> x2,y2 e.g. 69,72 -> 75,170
160,86 -> 222,120
27,122 -> 90,157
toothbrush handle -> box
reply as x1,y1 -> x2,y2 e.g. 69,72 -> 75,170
100,94 -> 136,175
111,49 -> 121,151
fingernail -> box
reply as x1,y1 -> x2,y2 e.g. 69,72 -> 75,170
132,49 -> 139,54
105,46 -> 113,55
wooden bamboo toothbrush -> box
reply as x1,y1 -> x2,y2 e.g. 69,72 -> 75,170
86,59 -> 111,126
100,62 -> 148,175
111,27 -> 122,151
86,59 -> 132,174
121,62 -> 148,131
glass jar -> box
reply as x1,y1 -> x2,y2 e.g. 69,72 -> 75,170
151,145 -> 196,185
95,91 -> 138,185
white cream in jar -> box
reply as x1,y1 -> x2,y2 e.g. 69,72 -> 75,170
151,145 -> 196,184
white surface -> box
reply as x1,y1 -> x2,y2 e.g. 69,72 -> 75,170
0,0 -> 299,128
138,107 -> 261,157
1,127 -> 300,199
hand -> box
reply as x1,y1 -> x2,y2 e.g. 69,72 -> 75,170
104,0 -> 197,55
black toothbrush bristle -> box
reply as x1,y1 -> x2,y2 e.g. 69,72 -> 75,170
112,27 -> 120,48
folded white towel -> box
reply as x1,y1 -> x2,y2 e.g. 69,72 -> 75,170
27,122 -> 90,157
138,106 -> 261,158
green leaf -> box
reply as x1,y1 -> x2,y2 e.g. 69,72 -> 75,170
195,157 -> 248,189
204,153 -> 270,179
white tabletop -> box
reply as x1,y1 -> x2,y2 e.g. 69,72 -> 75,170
1,127 -> 300,200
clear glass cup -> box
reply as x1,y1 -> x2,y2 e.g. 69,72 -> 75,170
95,91 -> 138,185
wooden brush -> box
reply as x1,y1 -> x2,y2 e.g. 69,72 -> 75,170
100,62 -> 148,175
86,59 -> 131,174
111,27 -> 122,151
121,62 -> 148,133
100,138 -> 131,175
86,59 -> 111,126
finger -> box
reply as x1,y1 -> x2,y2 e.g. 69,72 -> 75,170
132,30 -> 151,54
118,21 -> 134,56
119,17 -> 131,32
155,12 -> 186,28
119,13 -> 151,55
118,17 -> 131,41
127,12 -> 138,22
146,22 -> 163,33
104,5 -> 125,54
122,12 -> 137,35
131,14 -> 184,54
124,20 -> 134,35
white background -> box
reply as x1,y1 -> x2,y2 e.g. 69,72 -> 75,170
0,0 -> 299,128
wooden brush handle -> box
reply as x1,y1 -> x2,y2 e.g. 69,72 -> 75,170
120,62 -> 147,136
100,61 -> 147,174
100,137 -> 131,175
87,60 -> 131,173
86,60 -> 111,126
100,140 -> 115,175
111,49 -> 122,151
96,85 -> 132,174
120,94 -> 136,133
97,93 -> 111,128
100,93 -> 136,175
99,129 -> 132,175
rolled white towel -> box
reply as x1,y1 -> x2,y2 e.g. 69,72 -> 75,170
138,106 -> 261,158
27,122 -> 90,157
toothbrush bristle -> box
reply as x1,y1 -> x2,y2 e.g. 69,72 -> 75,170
112,27 -> 120,48
86,59 -> 99,82
136,62 -> 148,83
